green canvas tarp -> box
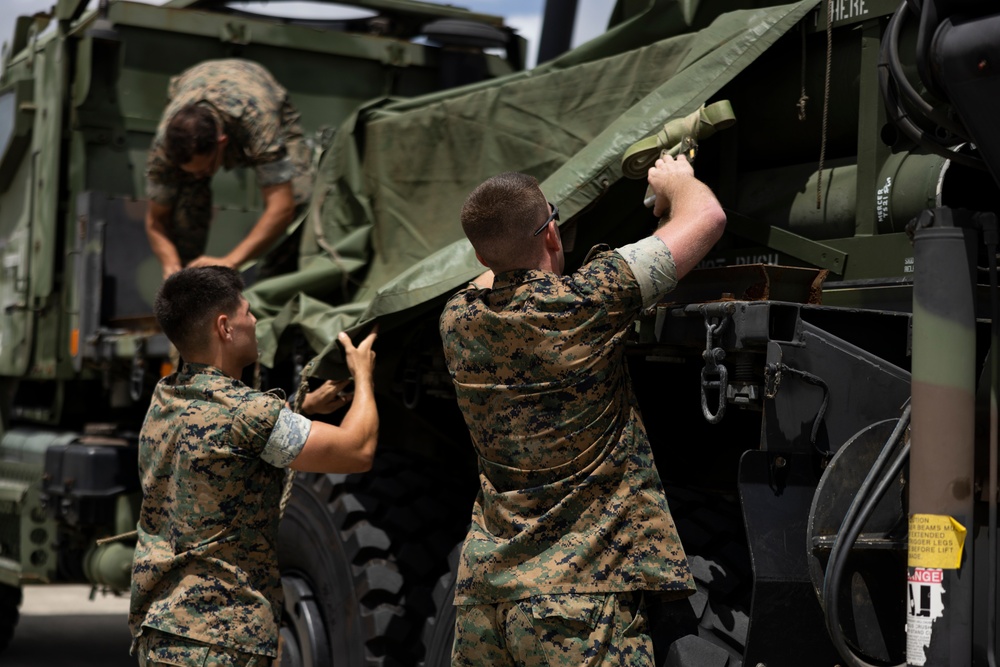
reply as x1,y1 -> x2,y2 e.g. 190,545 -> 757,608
246,0 -> 820,376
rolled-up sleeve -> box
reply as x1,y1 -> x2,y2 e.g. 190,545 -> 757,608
261,408 -> 311,468
616,236 -> 677,308
255,156 -> 295,188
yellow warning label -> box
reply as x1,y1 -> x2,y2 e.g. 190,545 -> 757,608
908,514 -> 967,569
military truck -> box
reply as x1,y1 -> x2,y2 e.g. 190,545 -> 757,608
0,0 -> 522,660
2,0 -> 998,666
244,0 -> 999,665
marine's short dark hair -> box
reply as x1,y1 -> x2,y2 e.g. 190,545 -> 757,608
460,172 -> 548,268
164,104 -> 220,166
154,266 -> 244,355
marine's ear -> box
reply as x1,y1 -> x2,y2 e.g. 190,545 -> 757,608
214,312 -> 233,341
543,219 -> 562,253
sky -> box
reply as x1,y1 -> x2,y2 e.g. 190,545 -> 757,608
1,0 -> 615,69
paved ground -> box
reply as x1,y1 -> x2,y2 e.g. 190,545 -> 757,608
3,585 -> 134,667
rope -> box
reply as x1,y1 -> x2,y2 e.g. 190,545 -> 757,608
278,358 -> 317,519
797,23 -> 809,121
817,0 -> 833,209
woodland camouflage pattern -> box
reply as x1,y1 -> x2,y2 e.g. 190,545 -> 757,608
145,59 -> 312,264
440,238 -> 695,606
129,364 -> 286,659
452,592 -> 653,666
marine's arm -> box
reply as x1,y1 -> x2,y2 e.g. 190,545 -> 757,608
145,200 -> 183,280
188,180 -> 296,270
647,155 -> 727,279
289,331 -> 379,473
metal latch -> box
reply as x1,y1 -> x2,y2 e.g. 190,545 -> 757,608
698,304 -> 731,424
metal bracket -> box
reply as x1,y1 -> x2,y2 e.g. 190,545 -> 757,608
725,209 -> 848,274
764,362 -> 782,398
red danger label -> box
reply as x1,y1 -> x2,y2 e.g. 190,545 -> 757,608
908,568 -> 944,584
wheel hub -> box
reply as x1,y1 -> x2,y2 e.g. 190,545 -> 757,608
280,575 -> 331,667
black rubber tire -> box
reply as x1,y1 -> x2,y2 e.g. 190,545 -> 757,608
278,450 -> 472,667
417,489 -> 751,667
417,543 -> 460,667
0,584 -> 21,655
660,488 -> 751,667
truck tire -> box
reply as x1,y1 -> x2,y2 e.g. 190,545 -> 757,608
0,584 -> 21,654
417,489 -> 751,667
278,451 -> 472,667
659,488 -> 750,667
417,543 -> 460,666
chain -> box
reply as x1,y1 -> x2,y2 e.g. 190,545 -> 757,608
797,22 -> 809,121
700,312 -> 729,424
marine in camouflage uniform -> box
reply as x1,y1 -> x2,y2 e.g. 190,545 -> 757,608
128,363 -> 303,665
439,164 -> 725,665
146,59 -> 312,277
129,266 -> 379,667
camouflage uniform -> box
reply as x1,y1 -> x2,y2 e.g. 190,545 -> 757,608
129,363 -> 311,665
451,592 -> 653,667
135,628 -> 270,667
146,59 -> 313,269
439,237 -> 695,664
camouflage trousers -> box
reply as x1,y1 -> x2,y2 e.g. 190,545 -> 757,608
135,628 -> 272,667
451,592 -> 654,667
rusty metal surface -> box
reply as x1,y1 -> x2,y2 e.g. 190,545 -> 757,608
663,263 -> 829,306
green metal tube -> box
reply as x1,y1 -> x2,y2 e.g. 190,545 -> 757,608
907,209 -> 977,667
733,151 -> 995,241
82,494 -> 138,592
83,541 -> 134,592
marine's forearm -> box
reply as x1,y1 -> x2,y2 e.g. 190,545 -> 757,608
224,182 -> 295,267
145,202 -> 181,272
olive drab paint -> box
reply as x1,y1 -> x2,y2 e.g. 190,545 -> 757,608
908,210 -> 978,667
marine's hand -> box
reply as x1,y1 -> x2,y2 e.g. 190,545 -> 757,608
187,255 -> 236,269
301,379 -> 354,415
340,330 -> 377,384
648,154 -> 695,218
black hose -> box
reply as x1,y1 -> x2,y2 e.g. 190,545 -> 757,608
877,2 -> 985,170
826,439 -> 911,667
775,364 -> 830,455
883,2 -> 967,140
821,405 -> 911,667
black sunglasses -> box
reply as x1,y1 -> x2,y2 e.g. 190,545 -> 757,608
532,202 -> 560,236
